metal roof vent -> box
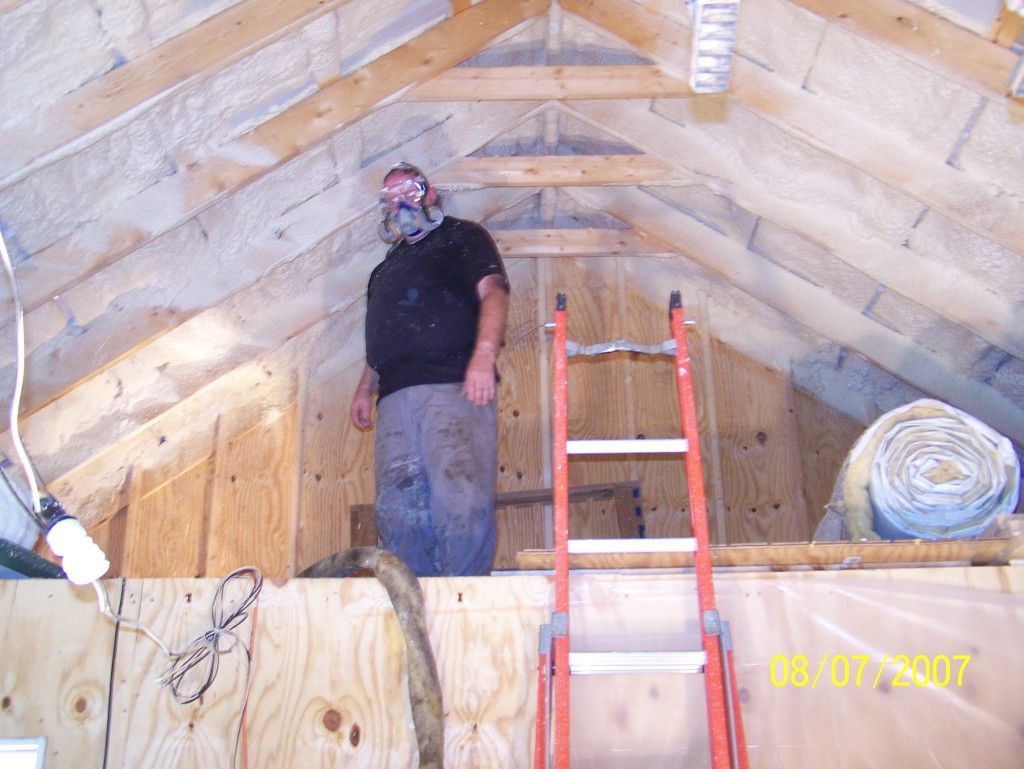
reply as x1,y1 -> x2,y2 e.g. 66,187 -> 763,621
687,0 -> 742,94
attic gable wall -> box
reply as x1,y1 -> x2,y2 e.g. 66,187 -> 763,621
0,0 -> 1021,570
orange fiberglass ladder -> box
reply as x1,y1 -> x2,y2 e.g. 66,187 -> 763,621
533,291 -> 750,769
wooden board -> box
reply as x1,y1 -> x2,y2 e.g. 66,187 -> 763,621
493,228 -> 673,257
9,102 -> 539,427
408,65 -> 690,100
565,184 -> 1024,446
552,257 -> 632,541
297,374 -> 375,573
16,105 -> 542,485
560,0 -> 1024,262
792,390 -> 864,532
122,459 -> 214,578
789,0 -> 1018,98
0,579 -> 119,769
206,401 -> 300,577
564,0 -> 1017,99
0,0 -> 355,182
619,276 -> 690,539
19,0 -> 547,335
712,339 -> 809,543
438,155 -> 692,187
495,258 -> 547,568
106,576 -> 549,769
48,302 -> 350,530
516,534 -> 1024,569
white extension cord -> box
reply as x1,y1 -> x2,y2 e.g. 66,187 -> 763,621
0,227 -> 110,583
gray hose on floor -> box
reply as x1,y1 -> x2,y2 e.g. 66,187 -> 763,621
0,535 -> 64,578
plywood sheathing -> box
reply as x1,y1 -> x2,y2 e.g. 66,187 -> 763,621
0,578 -> 119,769
3,568 -> 1023,768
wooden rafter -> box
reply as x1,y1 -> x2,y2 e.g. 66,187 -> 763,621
408,65 -> 691,100
729,56 -> 1024,257
11,0 -> 549,317
553,3 -> 1024,352
0,0 -> 356,185
494,228 -> 674,256
6,105 -> 545,454
788,0 -> 1018,98
563,0 -> 1018,99
435,155 -> 696,187
414,57 -> 1023,255
567,184 -> 1024,445
559,98 -> 1024,362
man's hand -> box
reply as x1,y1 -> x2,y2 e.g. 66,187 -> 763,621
351,391 -> 375,429
351,365 -> 378,429
464,351 -> 497,406
464,273 -> 509,406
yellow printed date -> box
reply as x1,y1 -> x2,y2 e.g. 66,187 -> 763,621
769,654 -> 971,688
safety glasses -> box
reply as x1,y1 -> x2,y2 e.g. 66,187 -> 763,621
379,176 -> 428,213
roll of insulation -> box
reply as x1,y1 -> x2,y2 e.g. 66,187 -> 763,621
856,400 -> 1020,540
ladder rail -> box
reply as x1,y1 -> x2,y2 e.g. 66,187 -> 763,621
670,291 -> 732,769
552,293 -> 571,769
534,626 -> 552,769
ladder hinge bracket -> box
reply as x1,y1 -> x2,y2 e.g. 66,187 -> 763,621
539,623 -> 554,654
551,612 -> 569,638
703,609 -> 722,636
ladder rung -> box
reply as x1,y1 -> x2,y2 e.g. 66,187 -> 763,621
566,439 -> 688,455
568,537 -> 698,554
570,651 -> 707,675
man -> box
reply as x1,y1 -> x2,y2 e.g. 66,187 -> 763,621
350,162 -> 510,577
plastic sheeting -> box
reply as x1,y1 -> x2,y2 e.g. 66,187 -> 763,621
565,569 -> 1024,769
816,399 -> 1020,541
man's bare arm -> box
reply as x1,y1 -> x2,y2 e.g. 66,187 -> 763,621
463,274 -> 510,406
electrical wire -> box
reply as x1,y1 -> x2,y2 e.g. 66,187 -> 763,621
0,228 -> 44,516
3,199 -> 258,765
93,567 -> 263,768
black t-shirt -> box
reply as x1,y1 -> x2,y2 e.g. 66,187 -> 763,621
365,217 -> 509,400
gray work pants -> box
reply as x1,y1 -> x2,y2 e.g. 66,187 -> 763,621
374,383 -> 498,577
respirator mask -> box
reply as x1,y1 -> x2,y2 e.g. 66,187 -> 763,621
377,164 -> 444,244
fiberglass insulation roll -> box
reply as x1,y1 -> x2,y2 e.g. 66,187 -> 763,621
816,399 -> 1021,541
